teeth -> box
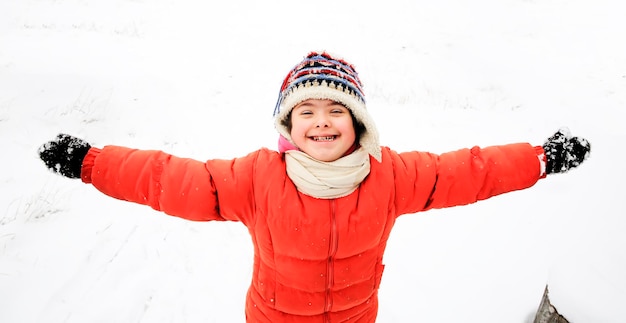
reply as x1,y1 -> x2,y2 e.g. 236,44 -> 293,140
313,136 -> 335,142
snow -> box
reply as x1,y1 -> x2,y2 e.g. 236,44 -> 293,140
1,0 -> 624,322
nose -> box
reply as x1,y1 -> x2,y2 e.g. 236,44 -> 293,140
315,114 -> 330,128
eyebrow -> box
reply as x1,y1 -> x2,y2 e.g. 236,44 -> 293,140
295,101 -> 345,108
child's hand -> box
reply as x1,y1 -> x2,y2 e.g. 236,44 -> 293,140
38,134 -> 91,179
543,128 -> 591,174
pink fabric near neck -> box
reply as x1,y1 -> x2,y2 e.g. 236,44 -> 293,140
278,135 -> 299,153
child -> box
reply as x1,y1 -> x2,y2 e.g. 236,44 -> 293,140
39,51 -> 590,322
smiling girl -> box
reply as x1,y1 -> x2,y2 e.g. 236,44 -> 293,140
39,51 -> 590,322
289,99 -> 358,162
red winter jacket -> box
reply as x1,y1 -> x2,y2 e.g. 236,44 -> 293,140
81,144 -> 543,322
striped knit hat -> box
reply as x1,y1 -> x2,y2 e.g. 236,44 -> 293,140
273,51 -> 381,161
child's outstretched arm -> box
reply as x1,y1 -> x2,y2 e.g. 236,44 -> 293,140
391,128 -> 590,214
38,134 -> 229,222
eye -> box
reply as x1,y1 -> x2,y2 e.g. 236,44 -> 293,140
331,107 -> 349,115
299,110 -> 313,115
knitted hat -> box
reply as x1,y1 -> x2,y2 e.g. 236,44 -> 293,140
273,51 -> 382,162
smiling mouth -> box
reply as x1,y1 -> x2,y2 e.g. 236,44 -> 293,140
312,136 -> 337,142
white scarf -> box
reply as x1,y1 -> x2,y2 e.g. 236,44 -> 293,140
285,148 -> 371,199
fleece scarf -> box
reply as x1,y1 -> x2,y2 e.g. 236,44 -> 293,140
284,147 -> 371,199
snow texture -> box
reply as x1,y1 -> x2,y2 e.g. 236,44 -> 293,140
1,0 -> 625,322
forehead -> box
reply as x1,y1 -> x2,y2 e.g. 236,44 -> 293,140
294,99 -> 346,109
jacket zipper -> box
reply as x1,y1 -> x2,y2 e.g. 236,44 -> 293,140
324,200 -> 338,322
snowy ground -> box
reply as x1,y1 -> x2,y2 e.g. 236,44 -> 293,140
1,0 -> 625,322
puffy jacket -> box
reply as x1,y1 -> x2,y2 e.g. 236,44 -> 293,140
81,143 -> 543,322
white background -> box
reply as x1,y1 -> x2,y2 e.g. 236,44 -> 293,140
1,0 -> 624,322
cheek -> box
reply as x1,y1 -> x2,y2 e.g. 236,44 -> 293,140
289,120 -> 301,134
289,119 -> 308,140
338,119 -> 356,139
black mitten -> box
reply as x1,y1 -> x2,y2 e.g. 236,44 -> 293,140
38,134 -> 92,179
542,128 -> 591,174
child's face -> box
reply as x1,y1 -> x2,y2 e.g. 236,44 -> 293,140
290,99 -> 357,162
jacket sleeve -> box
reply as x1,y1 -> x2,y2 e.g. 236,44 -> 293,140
81,145 -> 243,222
391,143 -> 544,215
